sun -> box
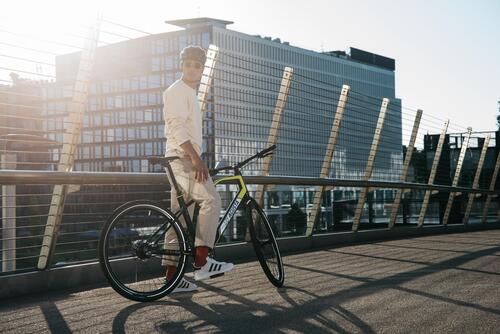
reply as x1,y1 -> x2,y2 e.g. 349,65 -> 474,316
1,0 -> 119,82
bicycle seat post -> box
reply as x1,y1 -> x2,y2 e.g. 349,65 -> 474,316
164,162 -> 183,196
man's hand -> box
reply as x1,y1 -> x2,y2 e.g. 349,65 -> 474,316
191,155 -> 209,183
180,140 -> 208,183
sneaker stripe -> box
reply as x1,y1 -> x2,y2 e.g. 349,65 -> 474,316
209,263 -> 214,272
216,264 -> 221,271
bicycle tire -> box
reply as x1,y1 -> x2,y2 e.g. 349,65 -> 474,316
98,200 -> 188,302
246,197 -> 285,287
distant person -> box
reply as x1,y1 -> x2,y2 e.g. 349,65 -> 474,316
286,203 -> 307,235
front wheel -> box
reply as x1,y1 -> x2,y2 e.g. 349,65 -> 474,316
98,200 -> 188,302
246,197 -> 285,287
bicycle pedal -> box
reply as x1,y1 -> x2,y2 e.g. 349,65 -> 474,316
209,273 -> 225,279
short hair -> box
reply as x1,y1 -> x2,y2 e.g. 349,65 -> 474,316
180,45 -> 207,65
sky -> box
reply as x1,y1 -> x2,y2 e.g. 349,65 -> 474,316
1,0 -> 499,132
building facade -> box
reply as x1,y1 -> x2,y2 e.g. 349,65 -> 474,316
42,17 -> 401,180
37,18 -> 404,235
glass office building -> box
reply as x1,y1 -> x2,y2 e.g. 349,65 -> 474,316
42,17 -> 402,181
34,17 -> 405,239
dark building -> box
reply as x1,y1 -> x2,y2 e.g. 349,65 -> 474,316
417,131 -> 500,223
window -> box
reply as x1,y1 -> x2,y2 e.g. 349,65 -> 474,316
103,145 -> 110,157
127,127 -> 135,139
164,57 -> 174,70
150,74 -> 161,88
179,35 -> 187,48
128,143 -> 136,156
95,146 -> 101,158
115,96 -> 123,108
119,144 -> 127,157
115,128 -> 123,141
139,76 -> 148,90
140,93 -> 148,106
103,113 -> 110,126
164,73 -> 174,86
145,142 -> 153,156
130,77 -> 139,90
118,111 -> 128,125
82,146 -> 90,158
152,57 -> 161,71
144,110 -> 152,122
141,159 -> 149,173
202,32 -> 210,48
133,160 -> 140,172
106,128 -> 113,142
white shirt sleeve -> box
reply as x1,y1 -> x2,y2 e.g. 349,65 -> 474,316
163,89 -> 191,146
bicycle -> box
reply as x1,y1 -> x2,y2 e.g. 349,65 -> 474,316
98,144 -> 284,302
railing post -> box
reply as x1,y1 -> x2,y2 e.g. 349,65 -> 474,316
198,44 -> 219,112
481,149 -> 500,223
352,98 -> 389,232
37,20 -> 101,270
442,128 -> 472,225
417,120 -> 449,227
463,135 -> 490,224
199,44 -> 218,169
254,67 -> 294,208
1,153 -> 16,272
306,85 -> 350,236
389,109 -> 422,228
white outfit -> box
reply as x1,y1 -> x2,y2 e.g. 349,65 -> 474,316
162,79 -> 222,266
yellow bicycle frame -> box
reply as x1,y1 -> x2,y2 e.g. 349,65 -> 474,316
214,174 -> 249,237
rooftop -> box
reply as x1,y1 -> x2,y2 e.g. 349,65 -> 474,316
165,17 -> 395,71
165,17 -> 234,29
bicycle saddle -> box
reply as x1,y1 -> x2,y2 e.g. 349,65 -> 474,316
147,156 -> 180,166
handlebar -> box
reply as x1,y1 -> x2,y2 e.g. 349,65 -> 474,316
209,144 -> 276,176
148,145 -> 277,177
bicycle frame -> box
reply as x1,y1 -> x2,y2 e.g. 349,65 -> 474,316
144,144 -> 275,255
165,162 -> 251,253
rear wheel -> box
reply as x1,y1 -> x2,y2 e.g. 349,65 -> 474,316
246,197 -> 285,287
98,200 -> 188,302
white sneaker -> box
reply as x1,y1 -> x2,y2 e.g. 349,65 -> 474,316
194,257 -> 234,281
171,277 -> 198,294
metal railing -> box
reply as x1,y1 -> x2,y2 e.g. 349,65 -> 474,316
1,170 -> 499,275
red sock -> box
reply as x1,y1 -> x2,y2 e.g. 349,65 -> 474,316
195,246 -> 210,268
166,265 -> 177,280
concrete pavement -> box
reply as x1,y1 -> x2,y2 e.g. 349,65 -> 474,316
1,229 -> 500,333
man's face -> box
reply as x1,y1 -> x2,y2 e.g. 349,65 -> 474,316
181,60 -> 204,83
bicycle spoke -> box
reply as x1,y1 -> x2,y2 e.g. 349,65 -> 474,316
99,203 -> 188,300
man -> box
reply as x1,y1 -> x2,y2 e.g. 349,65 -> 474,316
162,45 -> 233,293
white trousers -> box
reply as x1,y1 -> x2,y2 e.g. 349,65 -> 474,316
162,154 -> 222,266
